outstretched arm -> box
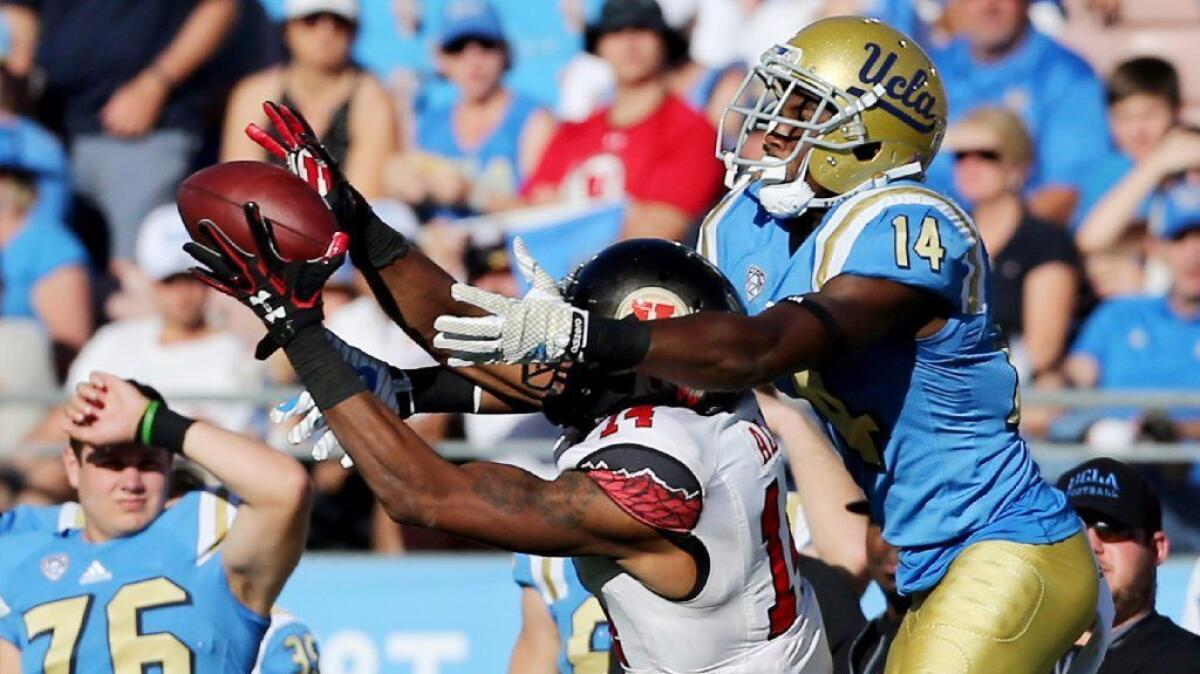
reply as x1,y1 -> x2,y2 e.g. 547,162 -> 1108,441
610,275 -> 947,391
246,101 -> 542,404
270,323 -> 695,596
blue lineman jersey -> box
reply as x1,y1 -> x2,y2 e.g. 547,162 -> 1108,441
0,491 -> 269,673
699,179 -> 1081,594
513,553 -> 611,673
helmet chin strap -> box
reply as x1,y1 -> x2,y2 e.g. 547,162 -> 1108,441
758,159 -> 925,218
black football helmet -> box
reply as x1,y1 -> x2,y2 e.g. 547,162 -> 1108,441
533,238 -> 746,429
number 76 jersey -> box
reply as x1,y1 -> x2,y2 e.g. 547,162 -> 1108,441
0,491 -> 269,673
557,395 -> 830,673
699,179 -> 1079,596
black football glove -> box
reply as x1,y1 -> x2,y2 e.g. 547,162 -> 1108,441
183,202 -> 349,360
246,101 -> 410,270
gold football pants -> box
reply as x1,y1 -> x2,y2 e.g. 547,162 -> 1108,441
885,531 -> 1098,674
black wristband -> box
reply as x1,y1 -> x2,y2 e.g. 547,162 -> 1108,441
584,317 -> 651,370
136,401 -> 195,454
404,366 -> 481,414
785,294 -> 844,354
333,183 -> 411,269
283,326 -> 368,410
361,210 -> 412,269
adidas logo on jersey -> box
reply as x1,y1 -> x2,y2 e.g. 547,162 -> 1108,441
79,560 -> 113,585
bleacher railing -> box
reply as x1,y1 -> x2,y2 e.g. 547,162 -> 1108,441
4,388 -> 1199,461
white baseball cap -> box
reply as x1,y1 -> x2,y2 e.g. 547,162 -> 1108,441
284,0 -> 359,22
136,203 -> 196,282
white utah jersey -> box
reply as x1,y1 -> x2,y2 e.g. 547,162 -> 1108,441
556,394 -> 830,673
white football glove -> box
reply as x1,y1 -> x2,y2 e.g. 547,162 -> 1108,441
433,238 -> 589,366
271,331 -> 412,467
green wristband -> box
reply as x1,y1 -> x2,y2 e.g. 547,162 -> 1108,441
138,400 -> 161,446
135,399 -> 194,454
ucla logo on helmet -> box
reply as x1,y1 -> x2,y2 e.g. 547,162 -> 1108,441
852,43 -> 939,133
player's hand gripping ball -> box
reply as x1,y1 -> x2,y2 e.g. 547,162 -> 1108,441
184,202 -> 348,359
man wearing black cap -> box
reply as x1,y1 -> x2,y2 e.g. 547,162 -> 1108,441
522,0 -> 724,242
1055,458 -> 1200,672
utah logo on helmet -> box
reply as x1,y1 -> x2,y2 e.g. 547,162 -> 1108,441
720,16 -> 947,200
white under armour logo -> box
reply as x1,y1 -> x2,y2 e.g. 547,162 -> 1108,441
249,290 -> 286,323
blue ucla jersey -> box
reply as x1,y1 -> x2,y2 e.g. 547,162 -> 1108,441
253,610 -> 320,674
513,553 -> 611,674
0,491 -> 269,673
699,179 -> 1081,594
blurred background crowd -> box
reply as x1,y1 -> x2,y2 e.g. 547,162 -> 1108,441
1,0 -> 1199,554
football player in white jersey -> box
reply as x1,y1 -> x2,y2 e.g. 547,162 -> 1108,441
189,219 -> 831,672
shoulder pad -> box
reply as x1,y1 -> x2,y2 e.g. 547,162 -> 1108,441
813,183 -> 986,313
560,406 -> 711,533
156,491 -> 238,565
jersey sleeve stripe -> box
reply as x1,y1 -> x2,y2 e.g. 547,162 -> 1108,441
698,175 -> 751,266
196,491 -> 235,565
812,188 -> 899,288
530,556 -> 556,605
57,503 -> 83,533
550,557 -> 569,604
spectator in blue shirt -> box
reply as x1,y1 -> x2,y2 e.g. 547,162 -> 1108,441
0,111 -> 68,226
389,0 -> 555,220
925,0 -> 1109,225
0,157 -> 91,374
1073,59 -> 1179,236
1076,59 -> 1200,259
1065,180 -> 1200,441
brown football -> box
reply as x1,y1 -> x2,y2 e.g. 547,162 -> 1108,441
177,161 -> 337,260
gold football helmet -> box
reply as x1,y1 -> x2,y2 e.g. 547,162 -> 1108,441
719,16 -> 947,210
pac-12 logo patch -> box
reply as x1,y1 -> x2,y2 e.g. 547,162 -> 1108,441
41,553 -> 69,582
746,265 -> 766,300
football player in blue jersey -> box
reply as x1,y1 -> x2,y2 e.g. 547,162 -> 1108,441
0,478 -> 321,674
430,16 -> 1114,674
509,553 -> 611,674
0,374 -> 311,673
226,86 -> 1103,671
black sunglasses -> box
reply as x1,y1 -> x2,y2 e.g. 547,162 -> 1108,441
1082,517 -> 1142,544
298,12 -> 356,30
953,148 -> 1002,163
443,36 -> 503,54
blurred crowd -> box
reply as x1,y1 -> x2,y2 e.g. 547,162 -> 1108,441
1,0 -> 1199,552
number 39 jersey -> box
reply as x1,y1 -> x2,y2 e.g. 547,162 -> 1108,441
0,491 -> 269,673
512,553 -> 611,673
556,395 -> 830,673
699,178 -> 1080,595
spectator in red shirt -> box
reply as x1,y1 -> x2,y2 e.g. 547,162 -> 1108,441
522,0 -> 724,241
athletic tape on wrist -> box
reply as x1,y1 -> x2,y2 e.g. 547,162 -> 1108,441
284,327 -> 368,411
